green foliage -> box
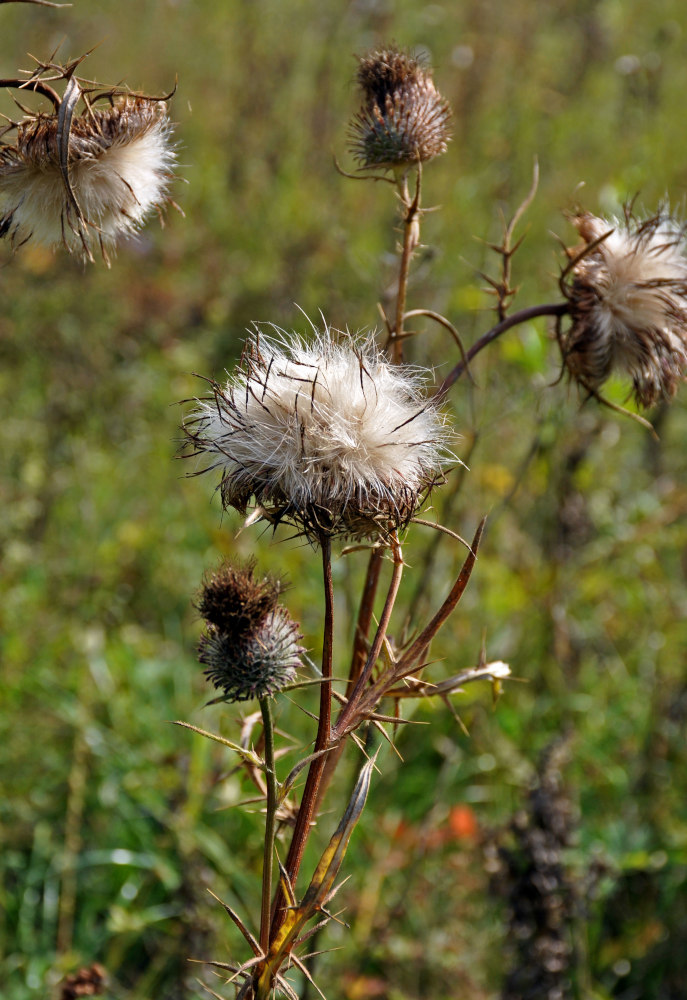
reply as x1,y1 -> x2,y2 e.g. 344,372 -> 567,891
2,0 -> 687,997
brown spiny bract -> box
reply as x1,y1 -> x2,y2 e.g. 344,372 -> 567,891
0,95 -> 176,260
348,46 -> 452,170
560,210 -> 687,407
196,562 -> 303,703
196,560 -> 281,634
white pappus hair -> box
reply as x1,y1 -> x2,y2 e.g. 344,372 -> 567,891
0,96 -> 176,260
184,326 -> 453,540
562,211 -> 687,407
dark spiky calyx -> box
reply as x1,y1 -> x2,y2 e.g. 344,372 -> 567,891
196,561 -> 303,702
349,46 -> 452,170
199,608 -> 303,703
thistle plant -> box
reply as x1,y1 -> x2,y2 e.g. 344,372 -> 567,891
5,7 -> 687,995
174,45 -> 687,999
559,209 -> 687,407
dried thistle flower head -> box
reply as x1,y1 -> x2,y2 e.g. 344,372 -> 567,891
348,46 -> 452,171
59,963 -> 107,1000
196,562 -> 303,703
0,95 -> 176,260
560,210 -> 687,407
184,325 -> 451,541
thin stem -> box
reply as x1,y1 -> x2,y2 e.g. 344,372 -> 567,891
333,534 -> 404,740
347,548 -> 384,698
258,697 -> 277,957
403,308 -> 474,383
270,535 -> 334,936
314,546 -> 384,810
436,302 -> 570,400
1,1 -> 71,7
390,171 -> 422,363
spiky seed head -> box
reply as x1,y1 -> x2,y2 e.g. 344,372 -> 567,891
0,96 -> 176,259
196,562 -> 303,702
183,325 -> 452,542
560,210 -> 687,407
348,46 -> 452,170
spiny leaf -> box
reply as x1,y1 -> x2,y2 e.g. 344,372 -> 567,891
300,750 -> 377,913
258,753 -> 378,994
173,721 -> 265,769
206,888 -> 261,956
279,748 -> 333,804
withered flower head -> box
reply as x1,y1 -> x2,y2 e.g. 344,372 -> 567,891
183,325 -> 452,542
348,46 -> 452,170
560,210 -> 687,407
0,95 -> 176,260
196,562 -> 303,703
59,963 -> 106,1000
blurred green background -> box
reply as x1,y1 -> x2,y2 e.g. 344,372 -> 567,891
2,1 -> 687,997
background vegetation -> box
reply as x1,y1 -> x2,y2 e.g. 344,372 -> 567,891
2,1 -> 687,997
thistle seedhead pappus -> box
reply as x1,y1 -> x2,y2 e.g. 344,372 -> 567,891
183,325 -> 453,542
0,89 -> 177,260
559,209 -> 687,407
348,46 -> 452,171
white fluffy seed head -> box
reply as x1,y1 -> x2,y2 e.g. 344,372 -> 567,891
184,326 -> 453,540
0,96 -> 176,259
562,211 -> 687,407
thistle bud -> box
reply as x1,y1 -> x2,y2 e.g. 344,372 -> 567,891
561,210 -> 687,407
196,562 -> 303,703
0,95 -> 176,260
348,46 -> 452,171
183,326 -> 452,542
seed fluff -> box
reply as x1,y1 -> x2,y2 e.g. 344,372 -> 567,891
183,325 -> 452,541
0,95 -> 176,260
560,209 -> 687,407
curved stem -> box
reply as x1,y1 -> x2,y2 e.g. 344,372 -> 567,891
436,302 -> 570,401
258,698 -> 277,957
0,78 -> 62,111
270,535 -> 334,936
403,308 -> 474,382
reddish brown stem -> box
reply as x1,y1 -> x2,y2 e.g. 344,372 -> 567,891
314,547 -> 384,811
347,548 -> 385,697
389,172 -> 421,363
333,535 -> 404,740
436,302 -> 569,400
270,535 -> 334,937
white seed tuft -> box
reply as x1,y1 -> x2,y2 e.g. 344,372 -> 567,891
0,96 -> 176,259
562,211 -> 687,407
184,326 -> 453,540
